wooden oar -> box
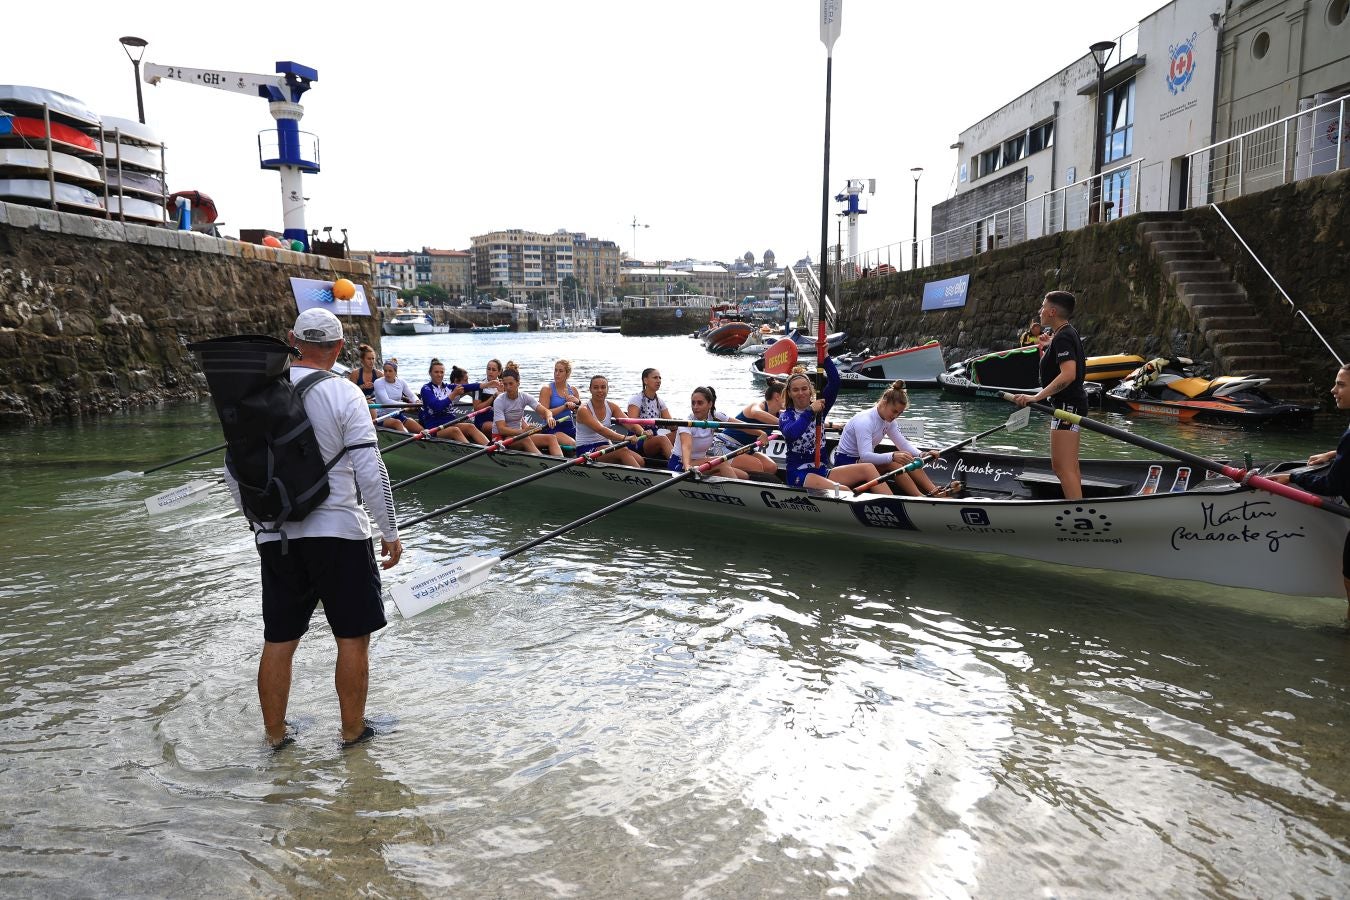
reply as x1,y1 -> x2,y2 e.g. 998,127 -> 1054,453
379,407 -> 486,453
397,436 -> 639,529
145,411 -> 409,516
616,417 -> 780,431
389,435 -> 774,617
993,391 -> 1350,520
112,441 -> 228,479
389,416 -> 570,491
851,408 -> 1030,494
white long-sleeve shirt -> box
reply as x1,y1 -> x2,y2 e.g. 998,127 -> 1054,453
224,367 -> 399,543
372,375 -> 417,406
835,407 -> 920,465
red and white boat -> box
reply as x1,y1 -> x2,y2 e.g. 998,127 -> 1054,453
701,306 -> 753,354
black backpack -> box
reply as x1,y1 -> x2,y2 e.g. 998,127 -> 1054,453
189,335 -> 369,545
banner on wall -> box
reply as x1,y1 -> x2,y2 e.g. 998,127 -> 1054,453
921,274 -> 970,311
289,277 -> 372,316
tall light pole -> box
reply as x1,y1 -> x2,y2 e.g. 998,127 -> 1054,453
630,216 -> 649,263
118,36 -> 149,124
910,167 -> 923,270
1088,40 -> 1116,224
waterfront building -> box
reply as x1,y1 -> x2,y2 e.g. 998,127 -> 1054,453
925,0 -> 1349,265
426,248 -> 472,302
570,233 -> 622,303
469,229 -> 575,305
373,254 -> 416,291
666,260 -> 736,300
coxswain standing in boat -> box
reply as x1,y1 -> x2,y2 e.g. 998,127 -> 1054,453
227,308 -> 400,749
493,366 -> 562,456
347,343 -> 379,407
574,375 -> 645,466
780,355 -> 850,491
833,380 -> 951,496
1270,362 -> 1350,614
371,359 -> 423,434
626,368 -> 674,463
417,360 -> 488,445
669,386 -> 748,479
539,359 -> 582,455
1015,291 -> 1086,499
709,382 -> 784,480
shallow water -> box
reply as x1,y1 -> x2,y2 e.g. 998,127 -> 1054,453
2,332 -> 1348,897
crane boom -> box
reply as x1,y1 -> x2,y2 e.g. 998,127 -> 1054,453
143,64 -> 284,99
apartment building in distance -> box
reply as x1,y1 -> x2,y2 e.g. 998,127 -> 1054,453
426,248 -> 472,301
470,229 -> 575,304
570,233 -> 622,301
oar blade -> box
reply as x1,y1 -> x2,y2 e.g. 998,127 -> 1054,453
391,555 -> 501,618
144,480 -> 218,516
1005,406 -> 1032,432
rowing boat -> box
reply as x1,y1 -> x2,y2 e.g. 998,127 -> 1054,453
378,427 -> 1348,599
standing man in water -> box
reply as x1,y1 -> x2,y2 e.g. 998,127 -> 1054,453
1015,291 -> 1085,499
224,308 -> 402,749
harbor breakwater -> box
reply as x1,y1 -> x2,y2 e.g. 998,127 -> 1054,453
840,169 -> 1350,401
0,202 -> 375,425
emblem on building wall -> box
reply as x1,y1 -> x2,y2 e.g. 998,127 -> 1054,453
1167,32 -> 1199,95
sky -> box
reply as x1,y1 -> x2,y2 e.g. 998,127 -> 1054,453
7,0 -> 1166,264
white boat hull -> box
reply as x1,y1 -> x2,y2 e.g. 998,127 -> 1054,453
0,178 -> 101,211
848,343 -> 945,382
0,148 -> 103,185
380,432 -> 1350,600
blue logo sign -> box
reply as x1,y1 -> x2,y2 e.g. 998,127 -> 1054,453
921,274 -> 971,311
1167,32 -> 1199,96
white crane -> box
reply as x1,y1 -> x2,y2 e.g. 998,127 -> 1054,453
143,60 -> 319,249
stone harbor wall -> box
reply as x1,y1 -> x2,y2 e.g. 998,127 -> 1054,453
839,168 -> 1350,400
0,203 -> 374,425
621,306 -> 701,336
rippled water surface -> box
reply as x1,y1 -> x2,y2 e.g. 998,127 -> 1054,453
3,332 -> 1349,897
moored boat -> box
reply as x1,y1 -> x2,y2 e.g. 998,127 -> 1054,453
0,147 -> 103,185
938,346 -> 1111,404
383,311 -> 436,336
0,177 -> 102,212
704,319 -> 753,354
378,427 -> 1348,599
470,323 -> 511,333
1104,357 -> 1317,427
834,340 -> 945,386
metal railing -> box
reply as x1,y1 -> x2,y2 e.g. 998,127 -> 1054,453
844,159 -> 1145,278
1185,93 -> 1348,207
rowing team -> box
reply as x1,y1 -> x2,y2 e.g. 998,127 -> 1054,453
348,347 -> 957,498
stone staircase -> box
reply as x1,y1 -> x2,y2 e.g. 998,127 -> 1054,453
1136,215 -> 1316,404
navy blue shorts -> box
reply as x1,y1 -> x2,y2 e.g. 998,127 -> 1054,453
574,440 -> 608,456
258,537 -> 386,643
832,451 -> 860,466
786,463 -> 828,487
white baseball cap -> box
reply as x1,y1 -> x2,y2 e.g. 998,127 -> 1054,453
293,308 -> 344,343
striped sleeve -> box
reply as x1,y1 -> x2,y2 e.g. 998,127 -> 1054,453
341,390 -> 399,541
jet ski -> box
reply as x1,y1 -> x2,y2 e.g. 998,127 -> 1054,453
1103,357 -> 1317,427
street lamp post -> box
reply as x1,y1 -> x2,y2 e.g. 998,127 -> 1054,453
910,167 -> 923,270
630,216 -> 649,263
118,36 -> 149,124
1088,40 -> 1116,224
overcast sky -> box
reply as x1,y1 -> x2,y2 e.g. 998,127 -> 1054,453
7,0 -> 1164,263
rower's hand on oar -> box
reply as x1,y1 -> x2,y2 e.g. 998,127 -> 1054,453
546,415 -> 556,428
381,538 -> 403,570
892,451 -> 917,465
1012,393 -> 1034,408
1267,474 -> 1292,485
1308,450 -> 1336,466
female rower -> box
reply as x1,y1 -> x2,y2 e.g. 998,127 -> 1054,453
779,356 -> 845,491
447,366 -> 492,444
418,359 -> 484,444
626,368 -> 674,461
574,375 -> 645,467
468,358 -> 504,434
1270,362 -> 1350,614
710,382 -> 785,479
833,380 -> 952,496
668,386 -> 747,479
539,358 -> 582,453
493,366 -> 562,457
371,359 -> 423,434
347,343 -> 378,401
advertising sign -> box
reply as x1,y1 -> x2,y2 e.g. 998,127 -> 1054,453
921,274 -> 970,311
289,277 -> 372,317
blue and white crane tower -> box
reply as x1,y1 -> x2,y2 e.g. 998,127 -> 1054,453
834,178 -> 875,264
143,60 -> 320,250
